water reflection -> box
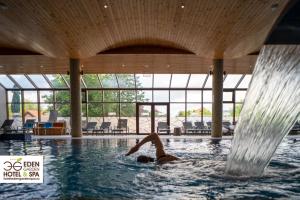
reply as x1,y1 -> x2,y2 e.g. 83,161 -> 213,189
208,139 -> 223,155
0,138 -> 299,199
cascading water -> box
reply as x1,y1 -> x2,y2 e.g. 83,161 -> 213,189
225,45 -> 300,176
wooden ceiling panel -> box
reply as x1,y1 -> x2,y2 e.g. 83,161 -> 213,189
0,0 -> 289,59
0,54 -> 256,74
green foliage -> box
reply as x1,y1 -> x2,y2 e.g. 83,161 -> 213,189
43,74 -> 144,117
56,104 -> 70,117
83,74 -> 100,88
234,104 -> 243,117
120,104 -> 136,117
178,107 -> 212,117
88,103 -> 103,117
24,103 -> 38,110
203,108 -> 212,116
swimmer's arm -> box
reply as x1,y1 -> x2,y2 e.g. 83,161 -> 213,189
125,133 -> 156,156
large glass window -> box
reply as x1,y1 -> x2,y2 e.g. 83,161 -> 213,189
170,74 -> 189,88
8,90 -> 22,103
153,74 -> 171,88
56,103 -> 70,117
88,103 -> 103,117
103,103 -> 119,127
103,103 -> 119,116
204,75 -> 212,88
24,103 -> 38,122
24,91 -> 37,103
28,75 -> 50,88
46,75 -> 68,88
61,75 -> 70,86
235,103 -> 243,122
137,90 -> 152,102
187,90 -> 201,102
223,91 -> 233,102
121,103 -> 136,133
187,104 -> 202,123
136,74 -> 153,88
83,74 -> 101,88
235,91 -> 247,103
0,75 -> 16,88
203,104 -> 212,123
153,90 -> 169,102
223,75 -> 243,88
40,91 -> 53,103
120,90 -> 136,102
88,91 -> 102,102
56,103 -> 70,128
238,75 -> 252,88
104,90 -> 119,102
10,75 -> 34,88
4,73 -> 250,132
170,90 -> 185,102
188,74 -> 207,88
82,103 -> 87,123
223,103 -> 234,122
99,74 -> 118,88
81,78 -> 86,88
40,104 -> 54,122
8,103 -> 22,127
117,74 -> 135,88
55,91 -> 70,102
88,103 -> 103,126
8,90 -> 23,127
170,104 -> 185,131
203,91 -> 212,102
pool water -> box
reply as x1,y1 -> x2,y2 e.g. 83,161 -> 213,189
0,138 -> 299,199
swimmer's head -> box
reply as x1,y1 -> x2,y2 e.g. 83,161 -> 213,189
137,155 -> 154,163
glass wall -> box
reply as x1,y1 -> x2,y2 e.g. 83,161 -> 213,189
1,73 -> 250,133
23,91 -> 38,122
7,90 -> 23,127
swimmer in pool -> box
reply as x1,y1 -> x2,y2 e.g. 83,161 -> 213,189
125,132 -> 179,164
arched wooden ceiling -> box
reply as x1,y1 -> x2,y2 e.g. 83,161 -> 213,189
0,0 -> 289,59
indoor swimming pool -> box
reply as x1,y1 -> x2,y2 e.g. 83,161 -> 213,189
0,138 -> 299,199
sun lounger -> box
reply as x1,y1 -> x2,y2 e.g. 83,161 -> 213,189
93,122 -> 111,135
157,122 -> 170,134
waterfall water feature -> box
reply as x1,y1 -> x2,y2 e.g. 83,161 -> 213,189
225,45 -> 300,176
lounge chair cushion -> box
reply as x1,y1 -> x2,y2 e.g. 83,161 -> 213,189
44,123 -> 53,128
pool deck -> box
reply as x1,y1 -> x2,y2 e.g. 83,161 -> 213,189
32,135 -> 300,140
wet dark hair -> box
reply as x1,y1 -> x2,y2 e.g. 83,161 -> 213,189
137,155 -> 154,163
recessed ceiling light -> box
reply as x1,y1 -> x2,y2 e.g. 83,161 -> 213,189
104,5 -> 108,9
166,64 -> 170,68
181,4 -> 185,9
122,64 -> 126,67
144,65 -> 149,68
0,65 -> 4,68
0,2 -> 8,10
40,65 -> 44,68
